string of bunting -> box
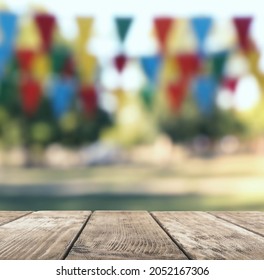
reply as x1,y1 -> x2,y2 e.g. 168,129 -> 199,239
0,10 -> 261,119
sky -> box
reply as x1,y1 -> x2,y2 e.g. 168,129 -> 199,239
3,0 -> 264,18
2,0 -> 264,43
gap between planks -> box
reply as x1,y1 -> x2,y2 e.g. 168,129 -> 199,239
149,212 -> 192,260
152,211 -> 264,260
0,211 -> 33,226
61,212 -> 92,260
0,211 -> 91,260
67,211 -> 188,260
207,211 -> 264,238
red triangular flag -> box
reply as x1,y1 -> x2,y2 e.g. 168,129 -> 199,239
176,53 -> 200,78
16,49 -> 35,72
34,14 -> 56,52
20,76 -> 42,116
154,17 -> 174,52
114,54 -> 127,73
233,17 -> 253,51
167,77 -> 188,111
80,85 -> 97,115
222,77 -> 238,93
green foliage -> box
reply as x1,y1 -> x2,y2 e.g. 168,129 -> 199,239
159,96 -> 246,142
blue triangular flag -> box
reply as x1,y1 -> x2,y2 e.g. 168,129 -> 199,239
192,75 -> 217,114
191,17 -> 213,53
0,12 -> 18,46
49,77 -> 77,118
140,55 -> 162,85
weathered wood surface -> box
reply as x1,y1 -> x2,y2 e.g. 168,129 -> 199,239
0,211 -> 263,260
67,211 -> 187,260
209,211 -> 264,237
0,211 -> 90,260
0,211 -> 31,226
152,211 -> 264,260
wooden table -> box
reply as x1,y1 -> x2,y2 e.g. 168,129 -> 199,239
0,211 -> 263,260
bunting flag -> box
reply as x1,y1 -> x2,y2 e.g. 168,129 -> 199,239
115,17 -> 132,43
193,75 -> 217,114
20,76 -> 42,115
154,17 -> 174,53
16,49 -> 35,72
0,11 -> 18,46
80,84 -> 97,115
190,17 -> 213,54
222,77 -> 238,93
16,18 -> 41,50
77,52 -> 97,84
176,53 -> 200,78
167,77 -> 188,112
34,14 -> 56,52
140,55 -> 162,85
210,51 -> 229,81
140,84 -> 155,109
167,19 -> 181,54
247,50 -> 261,76
49,77 -> 76,118
233,17 -> 253,51
114,54 -> 127,73
0,12 -> 17,76
31,52 -> 51,82
160,56 -> 179,84
113,88 -> 127,110
76,17 -> 94,49
51,45 -> 70,74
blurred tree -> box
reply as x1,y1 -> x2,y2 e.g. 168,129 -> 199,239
159,93 -> 246,142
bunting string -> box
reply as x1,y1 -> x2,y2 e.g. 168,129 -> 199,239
0,10 -> 262,120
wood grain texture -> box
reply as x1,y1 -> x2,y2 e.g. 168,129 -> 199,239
0,211 -> 90,260
0,211 -> 31,226
67,211 -> 188,260
152,211 -> 264,260
209,211 -> 264,237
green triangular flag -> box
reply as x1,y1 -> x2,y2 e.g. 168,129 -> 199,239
211,51 -> 229,81
51,45 -> 71,74
140,84 -> 155,110
115,17 -> 132,43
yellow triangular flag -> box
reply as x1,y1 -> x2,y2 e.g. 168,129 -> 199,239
77,51 -> 97,84
247,50 -> 261,76
16,17 -> 41,50
113,88 -> 128,112
159,55 -> 179,86
76,17 -> 94,50
32,52 -> 51,82
167,19 -> 179,55
168,19 -> 196,53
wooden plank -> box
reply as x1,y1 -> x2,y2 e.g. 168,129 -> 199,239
152,211 -> 264,260
0,211 -> 31,226
209,211 -> 264,237
67,211 -> 188,259
0,211 -> 90,260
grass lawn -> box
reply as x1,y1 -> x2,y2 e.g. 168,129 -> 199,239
0,154 -> 264,210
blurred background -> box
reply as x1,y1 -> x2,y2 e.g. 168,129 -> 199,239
0,0 -> 264,211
